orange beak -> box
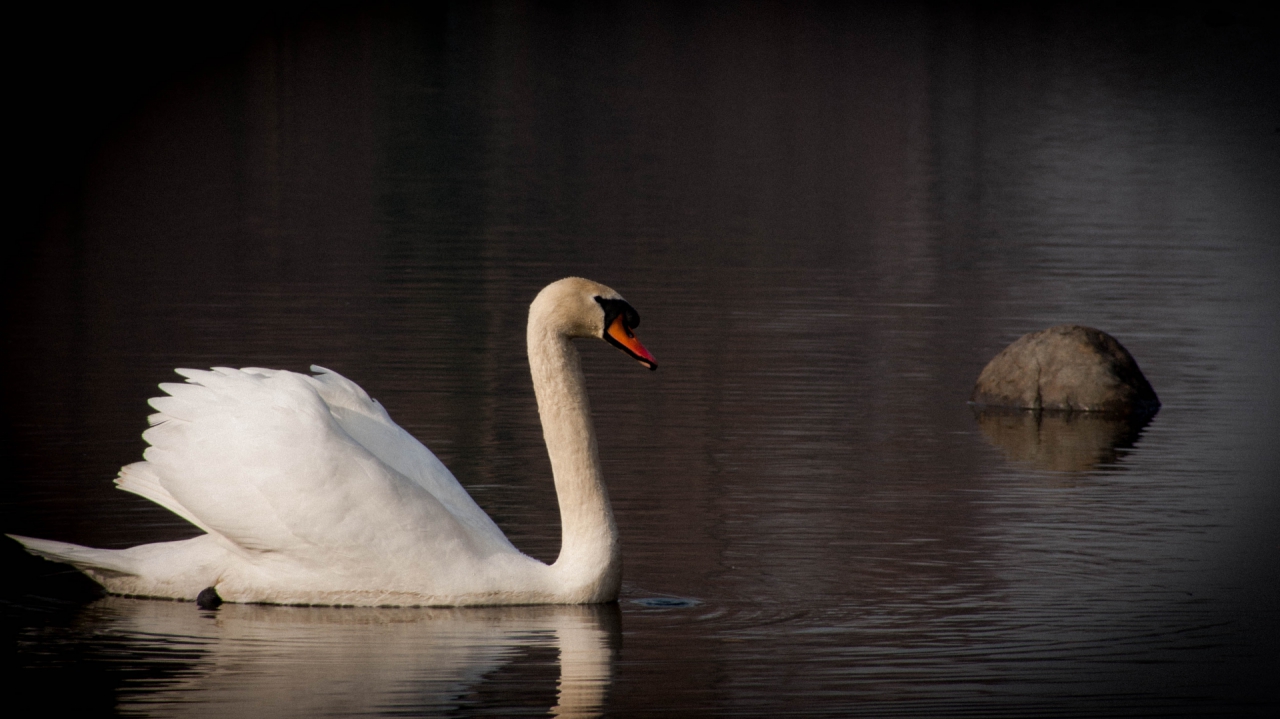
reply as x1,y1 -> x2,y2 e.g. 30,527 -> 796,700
606,314 -> 658,370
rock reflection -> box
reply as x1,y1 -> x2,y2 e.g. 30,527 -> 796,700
97,597 -> 618,718
973,407 -> 1155,472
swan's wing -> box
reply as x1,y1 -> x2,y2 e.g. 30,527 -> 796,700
115,461 -> 215,534
142,368 -> 517,566
299,365 -> 509,542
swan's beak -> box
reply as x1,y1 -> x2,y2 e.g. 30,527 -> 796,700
605,315 -> 658,370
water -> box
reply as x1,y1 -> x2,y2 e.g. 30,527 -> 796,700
4,3 -> 1278,716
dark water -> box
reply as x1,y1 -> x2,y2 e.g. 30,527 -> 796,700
4,3 -> 1279,716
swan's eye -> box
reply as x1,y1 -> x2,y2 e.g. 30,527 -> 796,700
594,297 -> 640,330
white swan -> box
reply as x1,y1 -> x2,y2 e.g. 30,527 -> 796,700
9,277 -> 657,607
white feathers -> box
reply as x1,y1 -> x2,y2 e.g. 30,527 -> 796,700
115,462 -> 212,534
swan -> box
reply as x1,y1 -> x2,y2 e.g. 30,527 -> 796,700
9,277 -> 657,607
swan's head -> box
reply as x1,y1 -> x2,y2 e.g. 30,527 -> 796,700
531,277 -> 658,370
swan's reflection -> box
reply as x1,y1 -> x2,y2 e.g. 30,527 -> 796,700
973,406 -> 1154,472
93,596 -> 618,718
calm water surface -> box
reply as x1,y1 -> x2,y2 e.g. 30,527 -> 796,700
4,4 -> 1278,716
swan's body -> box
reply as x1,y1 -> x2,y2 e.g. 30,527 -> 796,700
10,278 -> 657,606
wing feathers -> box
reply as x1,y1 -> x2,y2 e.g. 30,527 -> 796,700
304,366 -> 509,542
114,462 -> 213,534
137,367 -> 515,568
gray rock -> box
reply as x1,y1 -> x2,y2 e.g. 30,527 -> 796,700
971,325 -> 1159,414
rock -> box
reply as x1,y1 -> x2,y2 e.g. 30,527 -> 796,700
971,325 -> 1159,415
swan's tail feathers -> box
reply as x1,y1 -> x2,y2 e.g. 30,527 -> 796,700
7,534 -> 139,579
7,534 -> 222,600
114,462 -> 214,534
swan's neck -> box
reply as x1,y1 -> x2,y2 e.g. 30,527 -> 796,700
528,325 -> 621,601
